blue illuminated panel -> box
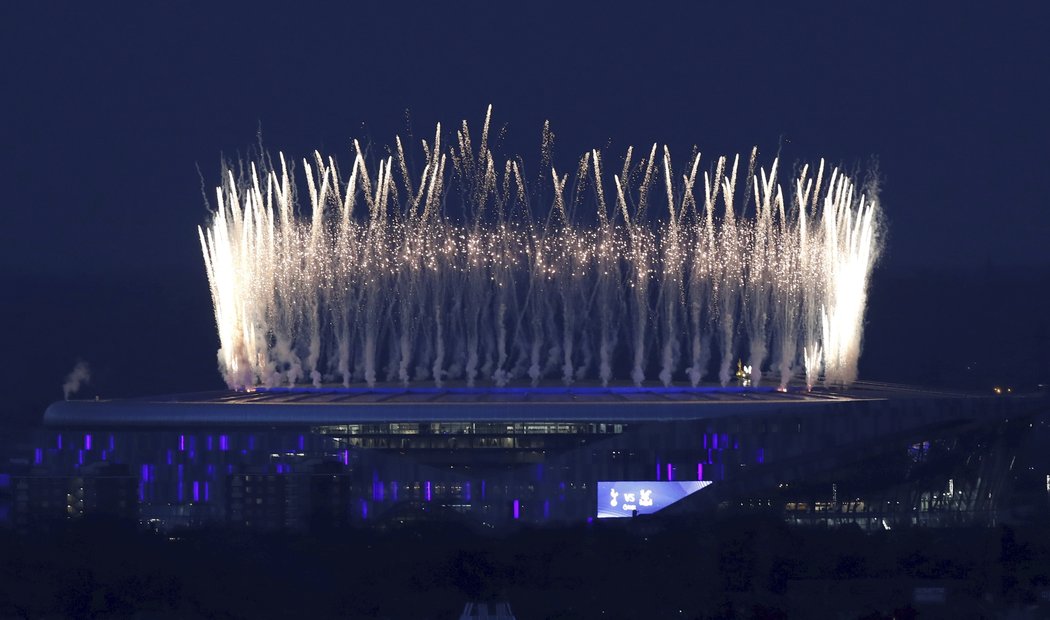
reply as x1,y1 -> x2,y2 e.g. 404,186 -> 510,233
596,480 -> 712,519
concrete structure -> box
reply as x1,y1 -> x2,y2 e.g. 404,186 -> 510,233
31,382 -> 1045,530
45,381 -> 1000,427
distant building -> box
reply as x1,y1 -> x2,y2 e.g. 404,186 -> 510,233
306,460 -> 353,531
228,466 -> 299,531
225,461 -> 356,532
11,462 -> 136,532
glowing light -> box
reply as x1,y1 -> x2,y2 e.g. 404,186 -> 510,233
200,110 -> 879,391
598,481 -> 712,518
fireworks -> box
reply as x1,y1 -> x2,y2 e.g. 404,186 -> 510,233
199,108 -> 879,391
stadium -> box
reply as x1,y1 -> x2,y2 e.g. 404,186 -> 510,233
24,114 -> 1039,533
37,381 -> 1032,531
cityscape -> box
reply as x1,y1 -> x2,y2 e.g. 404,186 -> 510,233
2,3 -> 1048,618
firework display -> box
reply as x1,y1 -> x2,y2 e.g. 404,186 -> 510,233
199,110 -> 879,391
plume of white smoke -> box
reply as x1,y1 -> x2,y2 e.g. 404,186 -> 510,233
62,360 -> 91,400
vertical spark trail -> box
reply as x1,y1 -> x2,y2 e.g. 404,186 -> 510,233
199,111 -> 881,391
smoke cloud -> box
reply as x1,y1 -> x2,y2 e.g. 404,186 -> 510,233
62,360 -> 91,400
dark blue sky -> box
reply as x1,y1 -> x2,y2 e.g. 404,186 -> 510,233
3,3 -> 1047,275
1,3 -> 1048,416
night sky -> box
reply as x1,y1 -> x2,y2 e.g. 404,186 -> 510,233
2,3 -> 1048,423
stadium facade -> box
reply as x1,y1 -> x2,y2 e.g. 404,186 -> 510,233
13,382 -> 1040,531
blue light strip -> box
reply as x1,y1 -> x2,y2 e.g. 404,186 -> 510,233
252,384 -> 784,396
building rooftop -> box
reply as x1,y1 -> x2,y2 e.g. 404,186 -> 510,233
44,380 -> 992,427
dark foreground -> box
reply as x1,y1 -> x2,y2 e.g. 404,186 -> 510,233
2,515 -> 1049,619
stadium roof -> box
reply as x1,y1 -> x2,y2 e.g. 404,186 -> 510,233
44,381 -> 989,427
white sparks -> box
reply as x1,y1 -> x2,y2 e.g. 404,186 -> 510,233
199,111 -> 880,391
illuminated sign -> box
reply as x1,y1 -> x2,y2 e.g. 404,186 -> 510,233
596,480 -> 712,518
